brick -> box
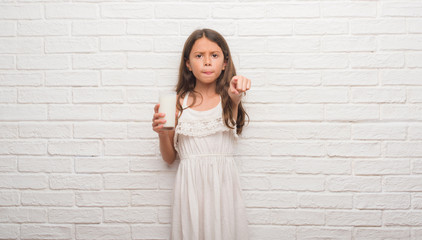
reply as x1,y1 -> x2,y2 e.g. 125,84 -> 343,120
293,54 -> 348,69
49,208 -> 102,223
271,141 -> 325,157
0,38 -> 42,54
131,224 -> 170,239
382,105 -> 422,120
239,157 -> 294,173
323,70 -> 378,86
0,174 -> 47,189
297,227 -> 352,240
0,88 -> 16,103
267,3 -> 319,18
385,142 -> 422,157
45,37 -> 97,53
21,225 -> 72,240
104,140 -> 156,156
409,19 -> 422,33
413,160 -> 422,174
327,176 -> 381,192
244,191 -> 297,208
351,88 -> 406,103
127,88 -> 159,103
104,207 -> 157,223
46,3 -> 98,19
102,105 -> 152,121
408,88 -> 422,103
76,191 -> 129,207
18,157 -> 72,173
322,36 -> 376,52
0,207 -> 47,223
247,104 -> 323,121
155,4 -> 209,19
127,20 -> 179,35
385,176 -> 422,192
380,36 -> 422,51
295,20 -> 348,35
326,210 -> 382,226
325,104 -> 379,121
158,207 -> 171,224
213,4 -> 265,19
0,21 -> 16,36
270,176 -> 325,192
180,20 -> 235,36
236,140 -> 271,156
326,142 -> 380,157
101,37 -> 152,52
74,123 -> 126,139
0,124 -> 18,139
0,4 -> 42,20
0,55 -> 14,69
127,123 -> 157,139
128,53 -> 179,69
381,70 -> 422,86
299,193 -> 352,209
355,228 -> 410,240
295,158 -> 351,175
45,71 -> 99,87
102,70 -> 154,86
351,19 -> 406,35
72,54 -> 125,69
17,55 -> 68,70
48,140 -> 101,156
72,21 -> 125,36
382,2 -> 422,17
76,225 -> 130,240
0,140 -> 47,155
49,174 -> 102,190
104,174 -> 158,190
247,208 -> 271,224
21,191 -> 73,206
270,209 -> 325,225
240,54 -> 291,69
49,105 -> 100,120
354,159 -> 410,175
18,21 -> 69,36
240,175 -> 271,190
238,21 -> 292,36
73,88 -> 124,103
0,224 -> 19,239
153,37 -> 185,53
19,123 -> 71,138
295,87 -> 348,103
407,53 -> 422,67
101,3 -> 153,19
0,191 -> 19,206
321,2 -> 376,17
414,193 -> 422,209
384,211 -> 422,226
355,193 -> 410,210
352,123 -> 407,140
75,157 -> 129,173
18,88 -> 70,103
350,53 -> 404,69
132,190 -> 173,206
267,71 -> 321,86
249,226 -> 295,240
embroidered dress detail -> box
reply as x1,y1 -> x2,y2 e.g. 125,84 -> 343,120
176,117 -> 231,137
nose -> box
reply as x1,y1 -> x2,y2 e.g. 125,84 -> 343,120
204,55 -> 211,66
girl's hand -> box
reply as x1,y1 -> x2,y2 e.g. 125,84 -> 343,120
229,75 -> 251,102
152,104 -> 167,134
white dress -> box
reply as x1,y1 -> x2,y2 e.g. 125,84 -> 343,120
170,92 -> 249,240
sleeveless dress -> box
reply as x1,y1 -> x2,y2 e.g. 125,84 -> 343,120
170,92 -> 249,240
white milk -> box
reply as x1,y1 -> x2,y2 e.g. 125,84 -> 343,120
159,92 -> 176,129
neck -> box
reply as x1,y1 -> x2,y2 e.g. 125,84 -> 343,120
194,81 -> 217,97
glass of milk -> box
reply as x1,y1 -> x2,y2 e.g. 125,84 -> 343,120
159,91 -> 176,130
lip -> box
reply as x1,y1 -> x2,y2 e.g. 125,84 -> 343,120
202,71 -> 213,75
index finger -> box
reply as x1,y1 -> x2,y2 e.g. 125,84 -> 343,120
154,104 -> 160,113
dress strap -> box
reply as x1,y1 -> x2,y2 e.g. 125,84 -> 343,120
182,92 -> 189,109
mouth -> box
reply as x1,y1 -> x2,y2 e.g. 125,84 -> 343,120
203,71 -> 213,75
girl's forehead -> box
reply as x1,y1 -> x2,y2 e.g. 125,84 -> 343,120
191,37 -> 222,53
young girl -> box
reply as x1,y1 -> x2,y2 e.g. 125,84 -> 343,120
152,29 -> 251,240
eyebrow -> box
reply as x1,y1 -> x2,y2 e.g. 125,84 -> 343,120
192,50 -> 222,54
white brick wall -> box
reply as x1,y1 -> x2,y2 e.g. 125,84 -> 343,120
0,1 -> 421,239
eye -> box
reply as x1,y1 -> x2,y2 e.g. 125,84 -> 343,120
195,54 -> 202,58
212,53 -> 219,58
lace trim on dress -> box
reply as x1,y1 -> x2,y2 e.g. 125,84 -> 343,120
176,117 -> 238,138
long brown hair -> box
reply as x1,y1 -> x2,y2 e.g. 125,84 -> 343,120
176,28 -> 248,135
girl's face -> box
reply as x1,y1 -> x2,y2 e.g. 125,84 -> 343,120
186,37 -> 227,86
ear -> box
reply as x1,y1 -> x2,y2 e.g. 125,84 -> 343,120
186,60 -> 192,71
222,61 -> 227,70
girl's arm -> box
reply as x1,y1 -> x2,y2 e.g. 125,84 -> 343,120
228,75 -> 251,116
152,104 -> 177,165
